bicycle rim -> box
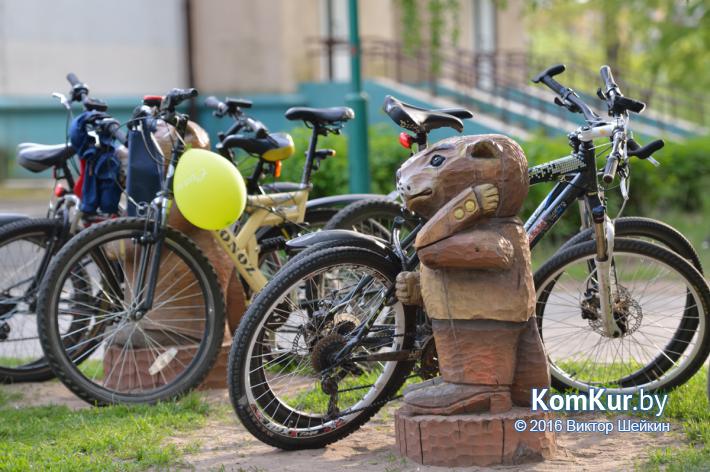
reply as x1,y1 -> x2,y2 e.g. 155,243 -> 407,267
242,261 -> 407,437
536,242 -> 707,393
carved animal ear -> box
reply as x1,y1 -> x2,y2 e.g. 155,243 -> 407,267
466,139 -> 501,159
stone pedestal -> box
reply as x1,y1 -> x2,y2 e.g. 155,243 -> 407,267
395,407 -> 557,467
102,341 -> 231,391
197,342 -> 230,390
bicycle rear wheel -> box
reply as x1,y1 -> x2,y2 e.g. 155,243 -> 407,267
535,238 -> 710,393
229,246 -> 415,449
37,218 -> 224,405
559,216 -> 703,273
324,198 -> 417,241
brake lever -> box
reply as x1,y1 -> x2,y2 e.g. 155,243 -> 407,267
52,92 -> 71,111
619,174 -> 629,201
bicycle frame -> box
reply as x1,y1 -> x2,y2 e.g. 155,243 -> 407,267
213,188 -> 309,291
333,136 -> 621,364
133,112 -> 336,312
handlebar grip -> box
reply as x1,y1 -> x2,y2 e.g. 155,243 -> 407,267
600,65 -> 618,94
603,155 -> 619,183
628,139 -> 664,159
532,64 -> 565,83
161,88 -> 199,112
67,73 -> 81,87
113,127 -> 128,146
204,96 -> 224,111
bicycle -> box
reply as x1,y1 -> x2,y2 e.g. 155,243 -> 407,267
36,95 -> 359,405
325,98 -> 702,276
0,73 -> 126,383
227,66 -> 709,449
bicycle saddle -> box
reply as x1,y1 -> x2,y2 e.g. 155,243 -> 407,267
220,132 -> 295,162
17,143 -> 75,172
284,106 -> 354,125
383,95 -> 465,134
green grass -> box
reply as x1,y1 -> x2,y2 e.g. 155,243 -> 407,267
642,368 -> 710,471
0,357 -> 37,368
0,389 -> 22,408
0,392 -> 211,471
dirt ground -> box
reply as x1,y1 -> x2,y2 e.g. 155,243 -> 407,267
4,381 -> 685,472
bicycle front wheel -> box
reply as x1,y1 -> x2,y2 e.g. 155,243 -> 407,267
37,218 -> 225,405
535,238 -> 710,393
229,246 -> 415,449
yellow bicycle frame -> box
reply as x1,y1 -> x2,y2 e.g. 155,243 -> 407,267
211,187 -> 309,294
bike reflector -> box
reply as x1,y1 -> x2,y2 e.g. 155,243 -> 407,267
399,132 -> 415,149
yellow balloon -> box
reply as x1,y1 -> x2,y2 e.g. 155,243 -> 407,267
174,148 -> 247,230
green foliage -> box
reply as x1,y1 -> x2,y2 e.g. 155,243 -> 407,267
0,393 -> 210,471
264,124 -> 410,198
525,1 -> 710,103
395,0 -> 460,77
270,126 -> 709,226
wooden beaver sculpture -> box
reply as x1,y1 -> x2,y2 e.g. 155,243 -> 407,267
395,134 -> 550,415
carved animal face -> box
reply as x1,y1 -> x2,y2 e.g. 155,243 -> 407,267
396,134 -> 529,219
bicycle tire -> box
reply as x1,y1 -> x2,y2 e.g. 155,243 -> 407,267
558,216 -> 703,273
535,238 -> 710,393
0,218 -> 68,382
37,217 -> 225,405
324,198 -> 416,238
229,245 -> 415,449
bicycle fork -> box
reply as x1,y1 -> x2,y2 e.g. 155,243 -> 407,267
133,195 -> 171,317
591,205 -> 622,338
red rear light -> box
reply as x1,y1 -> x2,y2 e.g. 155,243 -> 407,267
54,184 -> 67,198
399,132 -> 415,150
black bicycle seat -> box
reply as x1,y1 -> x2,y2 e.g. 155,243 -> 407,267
284,107 -> 354,125
17,143 -> 75,173
383,95 -> 464,134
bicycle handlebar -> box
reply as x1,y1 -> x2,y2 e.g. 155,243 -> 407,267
628,138 -> 664,159
532,64 -> 600,123
66,72 -> 108,112
599,66 -> 618,97
66,72 -> 81,87
599,65 -> 645,116
204,96 -> 227,115
160,88 -> 198,113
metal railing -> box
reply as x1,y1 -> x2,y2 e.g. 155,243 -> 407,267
307,37 -> 707,133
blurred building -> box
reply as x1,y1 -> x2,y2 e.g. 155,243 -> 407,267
0,0 -> 526,96
3,1 -> 694,179
0,0 -> 535,178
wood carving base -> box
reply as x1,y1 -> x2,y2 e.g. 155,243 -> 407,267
395,407 -> 557,467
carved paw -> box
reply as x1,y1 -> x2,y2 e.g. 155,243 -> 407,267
396,271 -> 422,306
476,183 -> 499,214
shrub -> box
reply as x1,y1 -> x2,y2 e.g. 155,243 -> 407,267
259,127 -> 709,229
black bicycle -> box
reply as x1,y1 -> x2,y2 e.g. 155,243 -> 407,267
0,74 -> 125,383
227,65 -> 709,449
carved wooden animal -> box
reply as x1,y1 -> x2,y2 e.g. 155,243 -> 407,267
395,134 -> 549,414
